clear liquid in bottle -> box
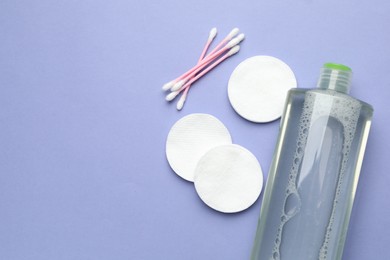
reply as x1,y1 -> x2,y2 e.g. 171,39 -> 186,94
251,63 -> 373,260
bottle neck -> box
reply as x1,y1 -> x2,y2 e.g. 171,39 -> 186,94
317,67 -> 352,94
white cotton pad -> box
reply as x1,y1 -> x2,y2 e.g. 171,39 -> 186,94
228,55 -> 297,123
166,114 -> 232,182
194,144 -> 263,213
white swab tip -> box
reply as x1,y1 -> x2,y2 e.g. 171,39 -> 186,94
162,81 -> 174,91
228,45 -> 240,56
226,33 -> 245,48
166,91 -> 179,101
209,27 -> 217,40
237,33 -> 245,42
228,28 -> 239,38
176,97 -> 185,110
226,37 -> 240,48
171,79 -> 186,91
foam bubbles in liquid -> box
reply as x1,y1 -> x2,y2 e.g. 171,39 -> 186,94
272,90 -> 361,259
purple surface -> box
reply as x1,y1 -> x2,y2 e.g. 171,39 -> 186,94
0,0 -> 389,259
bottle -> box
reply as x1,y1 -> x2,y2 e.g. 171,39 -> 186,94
250,63 -> 373,260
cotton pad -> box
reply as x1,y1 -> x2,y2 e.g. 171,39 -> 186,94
166,114 -> 232,182
228,55 -> 297,123
194,144 -> 263,213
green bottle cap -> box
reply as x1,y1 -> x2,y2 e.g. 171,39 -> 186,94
323,63 -> 352,72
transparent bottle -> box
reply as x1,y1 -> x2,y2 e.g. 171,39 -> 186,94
251,63 -> 373,260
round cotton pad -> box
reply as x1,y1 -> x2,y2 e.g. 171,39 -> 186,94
166,114 -> 232,182
194,144 -> 263,213
228,56 -> 297,123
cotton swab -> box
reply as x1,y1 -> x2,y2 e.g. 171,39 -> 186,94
163,28 -> 244,91
166,90 -> 180,101
162,28 -> 240,91
204,28 -> 239,58
173,29 -> 217,102
167,44 -> 242,102
163,28 -> 244,110
198,28 -> 217,63
169,31 -> 236,91
175,46 -> 241,110
182,28 -> 239,96
171,34 -> 245,91
162,80 -> 176,91
172,34 -> 244,91
162,28 -> 217,91
166,46 -> 241,103
176,88 -> 188,110
180,45 -> 241,94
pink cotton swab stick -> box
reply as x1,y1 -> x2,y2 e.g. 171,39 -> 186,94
204,27 -> 239,59
198,27 -> 217,63
182,46 -> 241,93
171,33 -> 244,91
165,37 -> 216,102
162,28 -> 218,91
182,27 -> 237,93
176,46 -> 241,110
163,28 -> 239,90
165,46 -> 240,106
171,33 -> 245,91
162,28 -> 238,91
179,28 -> 218,100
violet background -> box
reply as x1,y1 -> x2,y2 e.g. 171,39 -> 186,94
1,0 -> 389,259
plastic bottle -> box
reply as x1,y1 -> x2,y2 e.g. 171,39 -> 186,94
251,63 -> 373,260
